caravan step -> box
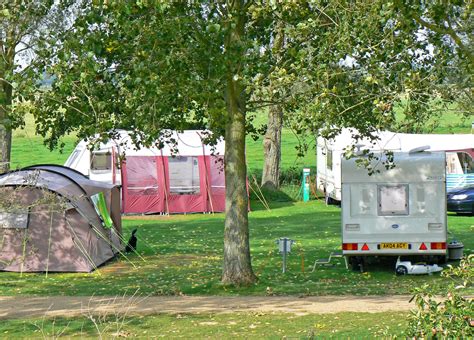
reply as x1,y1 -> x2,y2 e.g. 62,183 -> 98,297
315,258 -> 331,264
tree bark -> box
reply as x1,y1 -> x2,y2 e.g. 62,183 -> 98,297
221,0 -> 257,286
261,104 -> 283,189
0,44 -> 13,174
222,88 -> 256,285
261,21 -> 284,189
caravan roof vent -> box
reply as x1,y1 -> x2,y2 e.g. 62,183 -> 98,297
408,145 -> 430,154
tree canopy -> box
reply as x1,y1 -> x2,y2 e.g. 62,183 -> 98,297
18,0 -> 472,284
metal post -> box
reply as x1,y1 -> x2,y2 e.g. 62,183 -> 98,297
302,168 -> 310,202
277,237 -> 294,274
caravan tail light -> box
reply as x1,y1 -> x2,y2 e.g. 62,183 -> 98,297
419,243 -> 428,250
431,242 -> 446,250
342,243 -> 358,251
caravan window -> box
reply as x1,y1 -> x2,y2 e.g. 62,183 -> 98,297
66,149 -> 81,167
327,149 -> 333,171
377,185 -> 409,216
447,152 -> 474,174
0,211 -> 29,229
168,156 -> 200,195
458,152 -> 473,174
91,151 -> 112,171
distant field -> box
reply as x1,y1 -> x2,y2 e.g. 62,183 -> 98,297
11,110 -> 471,172
11,113 -> 317,176
11,114 -> 76,169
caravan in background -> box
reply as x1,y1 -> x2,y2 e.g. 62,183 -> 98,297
317,129 -> 474,202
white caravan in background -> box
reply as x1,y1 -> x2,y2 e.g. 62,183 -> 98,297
65,129 -> 225,186
341,150 -> 447,270
317,129 -> 474,201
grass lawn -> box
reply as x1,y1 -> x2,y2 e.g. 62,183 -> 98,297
0,311 -> 407,338
0,200 -> 472,297
4,112 -> 473,298
10,114 -> 76,170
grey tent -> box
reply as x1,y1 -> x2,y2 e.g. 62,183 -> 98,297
0,165 -> 122,273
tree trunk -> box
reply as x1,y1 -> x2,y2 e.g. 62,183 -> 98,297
261,21 -> 285,189
221,1 -> 257,286
0,51 -> 12,174
222,91 -> 256,285
261,104 -> 283,189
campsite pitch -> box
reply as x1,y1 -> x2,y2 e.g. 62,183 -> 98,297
0,201 -> 472,297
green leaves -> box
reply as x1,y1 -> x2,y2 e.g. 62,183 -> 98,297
16,0 -> 468,151
405,255 -> 473,338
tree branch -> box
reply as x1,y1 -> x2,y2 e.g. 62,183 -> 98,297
411,14 -> 472,60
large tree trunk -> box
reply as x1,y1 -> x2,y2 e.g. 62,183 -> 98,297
221,0 -> 257,286
261,104 -> 283,189
261,21 -> 285,189
0,50 -> 12,174
222,91 -> 256,285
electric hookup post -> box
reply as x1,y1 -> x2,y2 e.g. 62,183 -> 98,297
302,168 -> 310,202
276,238 -> 295,273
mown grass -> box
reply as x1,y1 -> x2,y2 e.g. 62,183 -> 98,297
0,200 -> 472,297
11,110 -> 469,180
10,114 -> 76,169
0,311 -> 407,338
3,111 -> 472,298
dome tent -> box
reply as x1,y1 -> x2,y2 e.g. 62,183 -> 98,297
0,165 -> 122,273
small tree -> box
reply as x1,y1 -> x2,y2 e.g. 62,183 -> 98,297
0,1 -> 78,172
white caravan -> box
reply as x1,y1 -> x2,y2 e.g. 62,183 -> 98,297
341,150 -> 447,270
65,130 -> 225,186
317,129 -> 474,201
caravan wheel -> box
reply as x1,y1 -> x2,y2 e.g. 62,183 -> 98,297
396,265 -> 408,276
437,255 -> 448,265
350,257 -> 365,272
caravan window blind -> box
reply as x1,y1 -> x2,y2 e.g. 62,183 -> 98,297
91,151 -> 112,171
377,184 -> 409,216
327,149 -> 333,171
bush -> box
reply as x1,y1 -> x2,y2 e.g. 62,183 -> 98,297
404,255 -> 473,338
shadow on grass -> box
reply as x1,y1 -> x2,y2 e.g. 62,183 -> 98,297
0,200 -> 471,297
249,187 -> 296,211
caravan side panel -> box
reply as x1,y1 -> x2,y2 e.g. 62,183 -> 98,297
316,137 -> 342,201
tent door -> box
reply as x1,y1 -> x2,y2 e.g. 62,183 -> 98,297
122,156 -> 165,214
164,156 -> 208,213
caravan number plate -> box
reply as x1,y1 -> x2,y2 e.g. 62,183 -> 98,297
380,243 -> 409,249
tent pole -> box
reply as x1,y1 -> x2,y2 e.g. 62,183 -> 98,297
111,146 -> 116,185
198,133 -> 214,214
45,208 -> 54,278
160,150 -> 170,215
